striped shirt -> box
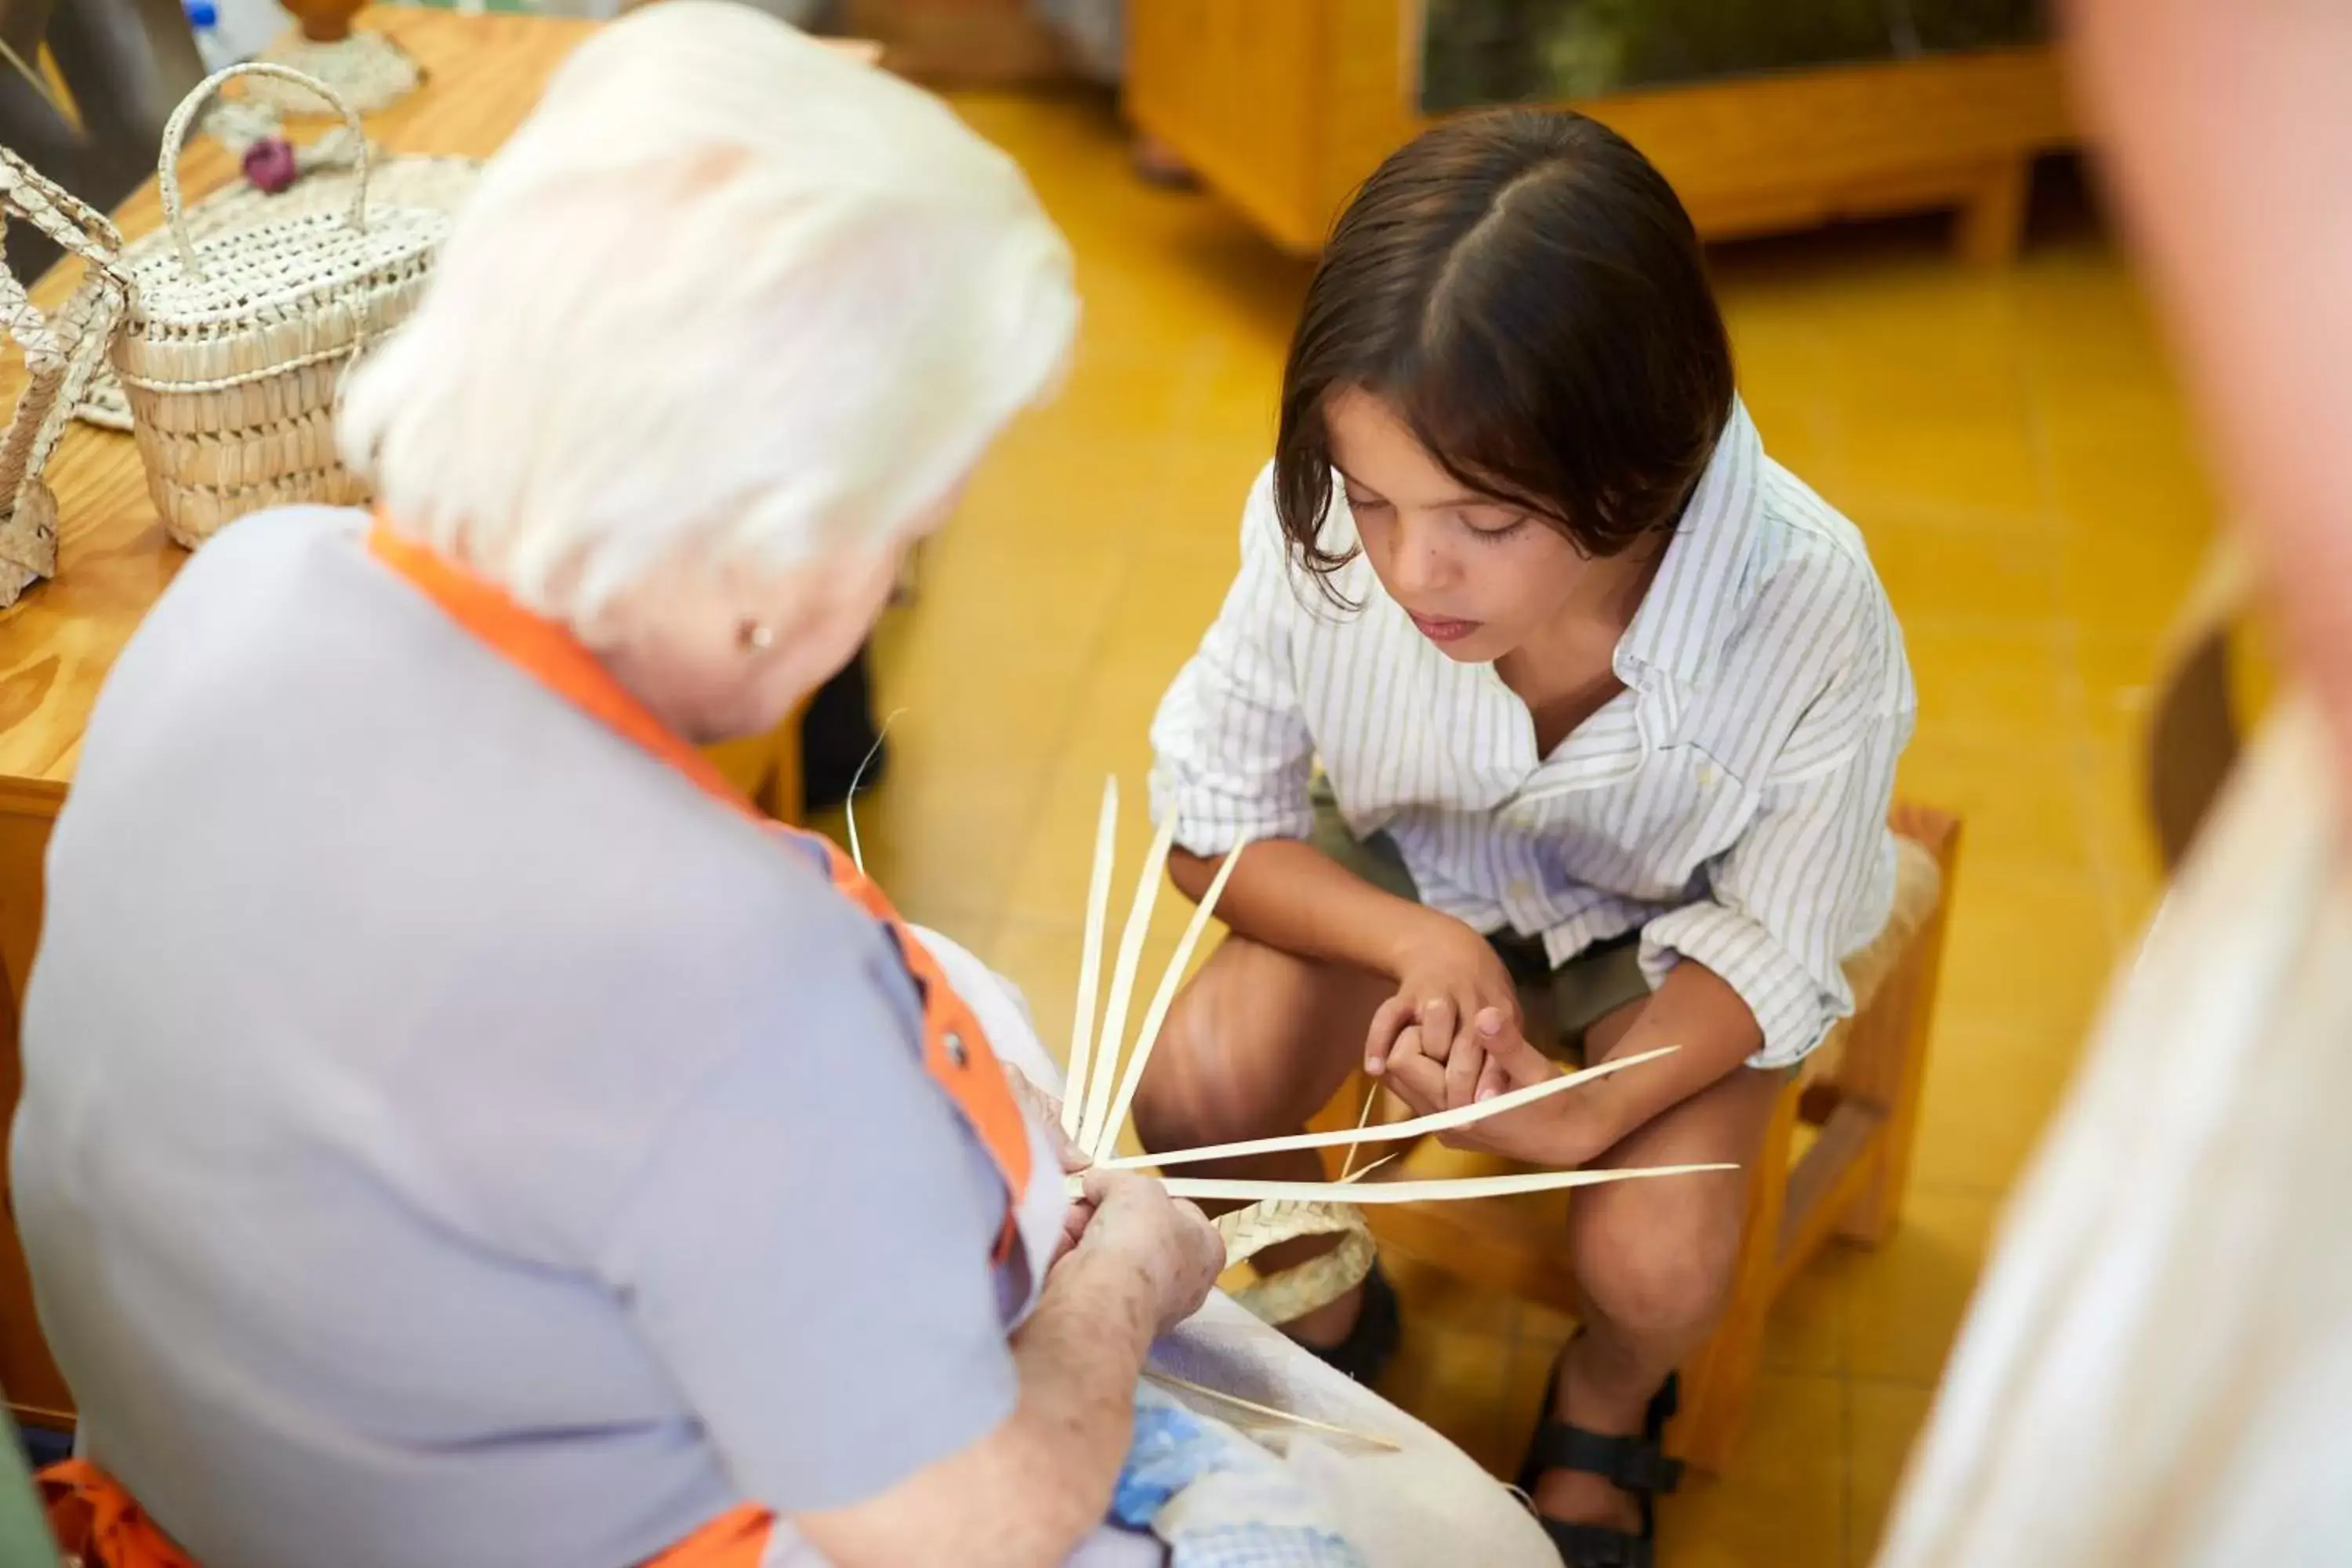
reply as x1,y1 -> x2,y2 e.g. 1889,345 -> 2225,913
1149,400 -> 1916,1067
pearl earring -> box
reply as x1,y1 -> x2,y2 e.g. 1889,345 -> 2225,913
738,621 -> 775,652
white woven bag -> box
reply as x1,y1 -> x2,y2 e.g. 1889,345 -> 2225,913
113,63 -> 449,547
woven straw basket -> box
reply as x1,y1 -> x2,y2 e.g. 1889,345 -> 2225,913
0,150 -> 125,607
114,64 -> 449,548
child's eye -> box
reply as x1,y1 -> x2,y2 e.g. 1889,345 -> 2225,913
1464,514 -> 1530,543
1344,492 -> 1391,515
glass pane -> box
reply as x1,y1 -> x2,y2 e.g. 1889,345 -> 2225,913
1417,0 -> 2051,113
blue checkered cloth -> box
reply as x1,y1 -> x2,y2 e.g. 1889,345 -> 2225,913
1110,1386 -> 1364,1568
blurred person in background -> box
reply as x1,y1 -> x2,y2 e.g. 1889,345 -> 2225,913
1875,2 -> 2352,1562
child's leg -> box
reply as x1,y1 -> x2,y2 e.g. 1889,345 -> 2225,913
1131,933 -> 1390,1341
1537,1002 -> 1788,1530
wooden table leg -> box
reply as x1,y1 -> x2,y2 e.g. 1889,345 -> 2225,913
1955,155 -> 2033,268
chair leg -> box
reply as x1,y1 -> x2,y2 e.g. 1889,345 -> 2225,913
1837,811 -> 1961,1245
1670,1079 -> 1801,1473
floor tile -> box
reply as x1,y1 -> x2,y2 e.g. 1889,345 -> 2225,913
1656,1372 -> 1847,1568
1374,1320 -> 1519,1478
1761,1250 -> 1848,1379
1900,615 -> 2077,743
1849,1380 -> 1938,1563
1895,728 -> 2103,883
1907,1015 -> 2086,1197
1857,505 -> 2064,636
1930,862 -> 2116,1046
1839,1187 -> 2002,1387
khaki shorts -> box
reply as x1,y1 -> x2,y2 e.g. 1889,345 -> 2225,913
1307,779 -> 1650,1063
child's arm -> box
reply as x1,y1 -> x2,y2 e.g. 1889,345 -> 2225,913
1375,960 -> 1761,1166
1154,467 -> 1546,1070
1169,840 -> 1436,978
1379,619 -> 1916,1163
1170,842 -> 1526,1076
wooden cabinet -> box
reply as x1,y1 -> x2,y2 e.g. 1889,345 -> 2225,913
1127,0 -> 2074,265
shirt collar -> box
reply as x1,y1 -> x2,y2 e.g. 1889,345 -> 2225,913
1614,396 -> 1767,698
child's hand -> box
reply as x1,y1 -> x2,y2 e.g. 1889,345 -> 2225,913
1367,913 -> 1526,1085
1380,1024 -> 1605,1167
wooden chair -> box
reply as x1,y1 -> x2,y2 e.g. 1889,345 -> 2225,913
2146,539 -> 2262,873
1308,803 -> 1959,1472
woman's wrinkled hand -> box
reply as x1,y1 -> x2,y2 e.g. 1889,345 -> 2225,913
1007,1071 -> 1089,1174
1075,1167 -> 1224,1335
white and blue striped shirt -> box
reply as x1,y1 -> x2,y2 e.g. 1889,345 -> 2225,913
1149,401 -> 1916,1067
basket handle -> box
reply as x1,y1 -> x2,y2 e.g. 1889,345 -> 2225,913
158,63 -> 372,279
0,147 -> 124,278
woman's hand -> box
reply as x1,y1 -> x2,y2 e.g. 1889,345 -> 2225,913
1368,912 -> 1529,1103
1007,1071 -> 1089,1174
1380,1023 -> 1608,1167
1073,1168 -> 1224,1335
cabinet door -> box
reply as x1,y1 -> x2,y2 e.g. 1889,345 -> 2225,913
1127,0 -> 1334,252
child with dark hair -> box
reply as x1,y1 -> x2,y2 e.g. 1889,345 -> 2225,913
1137,108 -> 1915,1564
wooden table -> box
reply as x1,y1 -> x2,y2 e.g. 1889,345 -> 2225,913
0,8 -> 803,1424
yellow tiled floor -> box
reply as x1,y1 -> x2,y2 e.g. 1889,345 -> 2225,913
836,95 -> 2216,1567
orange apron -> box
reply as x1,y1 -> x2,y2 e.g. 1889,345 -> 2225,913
42,521 -> 1041,1568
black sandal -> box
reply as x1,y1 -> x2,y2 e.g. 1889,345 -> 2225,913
1515,1341 -> 1682,1568
1301,1262 -> 1402,1385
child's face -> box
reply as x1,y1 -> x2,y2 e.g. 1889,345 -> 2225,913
1325,387 -> 1600,665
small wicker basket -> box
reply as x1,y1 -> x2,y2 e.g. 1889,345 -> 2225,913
113,64 -> 450,548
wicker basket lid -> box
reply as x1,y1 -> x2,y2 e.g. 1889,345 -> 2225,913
124,206 -> 447,328
122,63 -> 450,334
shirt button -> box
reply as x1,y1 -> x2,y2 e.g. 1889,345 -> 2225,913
1508,879 -> 1535,902
1697,764 -> 1719,787
943,1032 -> 969,1069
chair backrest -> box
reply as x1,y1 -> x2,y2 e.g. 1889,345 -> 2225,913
2147,539 -> 2268,873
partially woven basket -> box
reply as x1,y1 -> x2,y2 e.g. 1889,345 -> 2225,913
113,64 -> 449,548
0,150 -> 125,606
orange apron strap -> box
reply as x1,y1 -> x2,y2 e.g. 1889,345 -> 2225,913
783,826 -> 1036,1226
364,521 -> 1036,1247
641,1504 -> 773,1568
38,1461 -> 772,1568
39,1461 -> 199,1568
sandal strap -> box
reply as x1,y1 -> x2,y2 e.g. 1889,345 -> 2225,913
1646,1372 -> 1679,1435
1535,1515 -> 1654,1568
1524,1422 -> 1684,1496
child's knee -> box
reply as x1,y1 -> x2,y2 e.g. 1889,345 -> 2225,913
1128,978 -> 1287,1148
1128,995 -> 1225,1145
1570,1180 -> 1747,1340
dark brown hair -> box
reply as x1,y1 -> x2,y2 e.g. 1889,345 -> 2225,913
1275,108 -> 1734,589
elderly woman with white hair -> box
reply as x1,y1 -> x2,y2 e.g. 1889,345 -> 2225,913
9,6 -> 1553,1568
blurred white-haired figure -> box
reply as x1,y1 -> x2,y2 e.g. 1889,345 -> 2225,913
10,6 -> 1239,1565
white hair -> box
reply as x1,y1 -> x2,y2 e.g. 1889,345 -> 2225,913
337,0 -> 1077,622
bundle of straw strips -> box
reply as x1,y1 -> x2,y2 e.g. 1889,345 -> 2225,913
1056,778 -> 1733,1246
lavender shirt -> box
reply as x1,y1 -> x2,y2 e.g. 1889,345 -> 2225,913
12,509 -> 1057,1568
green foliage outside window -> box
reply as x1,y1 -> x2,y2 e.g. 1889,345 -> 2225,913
1420,0 -> 2048,111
